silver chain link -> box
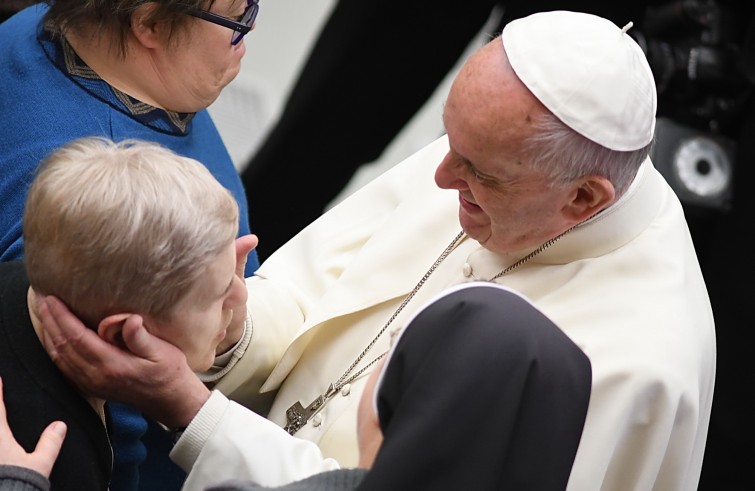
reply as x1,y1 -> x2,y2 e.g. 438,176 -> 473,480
328,224 -> 579,393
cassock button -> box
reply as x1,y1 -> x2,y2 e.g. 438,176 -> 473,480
462,263 -> 473,277
312,414 -> 323,427
341,384 -> 351,396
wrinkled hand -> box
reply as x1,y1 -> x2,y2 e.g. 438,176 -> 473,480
216,234 -> 258,355
0,377 -> 66,478
38,297 -> 210,428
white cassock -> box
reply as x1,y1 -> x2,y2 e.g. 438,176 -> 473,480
172,135 -> 715,491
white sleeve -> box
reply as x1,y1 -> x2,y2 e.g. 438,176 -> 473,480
210,135 -> 452,410
171,391 -> 340,490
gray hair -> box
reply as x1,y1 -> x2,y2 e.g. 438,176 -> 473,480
524,111 -> 653,196
24,137 -> 239,328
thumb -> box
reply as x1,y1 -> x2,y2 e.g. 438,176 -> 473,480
120,316 -> 161,360
120,316 -> 185,362
33,421 -> 67,477
235,234 -> 258,277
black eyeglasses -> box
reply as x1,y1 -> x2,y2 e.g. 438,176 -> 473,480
188,0 -> 259,46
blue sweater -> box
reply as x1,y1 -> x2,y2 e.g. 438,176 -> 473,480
0,6 -> 259,491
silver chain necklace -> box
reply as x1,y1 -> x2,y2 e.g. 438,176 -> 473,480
284,225 -> 577,435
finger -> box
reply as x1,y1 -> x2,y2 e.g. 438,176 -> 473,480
120,320 -> 181,362
39,298 -> 143,400
41,296 -> 91,349
32,421 -> 67,477
235,234 -> 258,277
36,296 -> 67,355
236,234 -> 258,255
41,297 -> 121,365
0,377 -> 19,452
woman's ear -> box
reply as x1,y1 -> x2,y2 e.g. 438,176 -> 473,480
562,176 -> 616,223
97,314 -> 133,349
130,3 -> 166,49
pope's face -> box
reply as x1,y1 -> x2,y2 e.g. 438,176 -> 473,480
435,40 -> 576,254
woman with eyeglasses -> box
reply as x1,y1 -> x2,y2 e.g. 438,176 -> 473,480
0,1 -> 260,491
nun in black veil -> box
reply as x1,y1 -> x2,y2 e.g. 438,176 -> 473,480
210,281 -> 593,491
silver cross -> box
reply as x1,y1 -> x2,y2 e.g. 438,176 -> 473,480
284,395 -> 324,435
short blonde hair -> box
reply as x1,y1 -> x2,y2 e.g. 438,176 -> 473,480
24,137 -> 239,328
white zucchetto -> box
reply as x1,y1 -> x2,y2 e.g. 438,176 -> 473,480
502,10 -> 657,151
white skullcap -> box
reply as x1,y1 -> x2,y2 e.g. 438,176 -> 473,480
502,10 -> 657,151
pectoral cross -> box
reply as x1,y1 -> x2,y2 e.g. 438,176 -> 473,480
284,395 -> 325,435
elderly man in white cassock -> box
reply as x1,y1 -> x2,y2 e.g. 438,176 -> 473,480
40,10 -> 715,491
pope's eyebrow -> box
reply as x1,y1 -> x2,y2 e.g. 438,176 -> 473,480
464,158 -> 498,181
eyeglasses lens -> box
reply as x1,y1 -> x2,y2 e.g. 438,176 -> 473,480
231,1 -> 259,45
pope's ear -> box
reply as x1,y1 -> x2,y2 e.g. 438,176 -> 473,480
97,314 -> 132,349
562,175 -> 615,223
